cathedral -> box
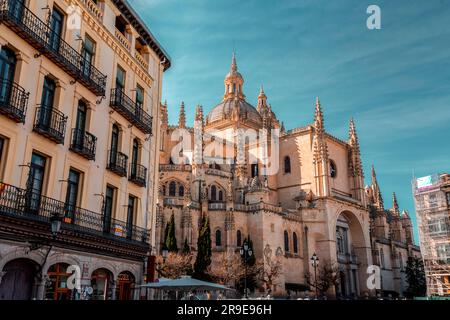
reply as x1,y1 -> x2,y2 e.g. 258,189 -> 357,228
156,54 -> 421,298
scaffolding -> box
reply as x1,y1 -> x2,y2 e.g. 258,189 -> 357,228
413,173 -> 450,296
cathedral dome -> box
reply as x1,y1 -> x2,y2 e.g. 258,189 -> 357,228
206,98 -> 262,124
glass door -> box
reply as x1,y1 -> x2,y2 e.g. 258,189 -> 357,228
49,7 -> 64,52
131,139 -> 138,177
81,36 -> 95,77
126,196 -> 135,239
64,169 -> 80,223
9,0 -> 24,21
74,101 -> 87,149
0,48 -> 16,105
103,186 -> 114,233
26,153 -> 46,214
39,77 -> 56,129
135,85 -> 143,119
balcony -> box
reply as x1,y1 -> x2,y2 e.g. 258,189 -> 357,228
163,198 -> 184,207
110,88 -> 152,134
33,106 -> 67,144
69,128 -> 97,161
107,149 -> 128,177
208,202 -> 226,211
159,164 -> 192,172
0,0 -> 107,96
0,182 -> 148,244
129,163 -> 147,187
0,79 -> 29,123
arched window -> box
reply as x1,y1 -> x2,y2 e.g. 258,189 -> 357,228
169,181 -> 176,196
111,124 -> 119,152
211,185 -> 217,201
218,190 -> 223,202
251,163 -> 258,178
179,185 -> 184,197
330,160 -> 337,178
236,230 -> 242,247
284,231 -> 289,252
215,229 -> 222,247
284,156 -> 291,174
293,232 -> 298,254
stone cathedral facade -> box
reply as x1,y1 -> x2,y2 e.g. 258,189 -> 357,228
156,54 -> 420,298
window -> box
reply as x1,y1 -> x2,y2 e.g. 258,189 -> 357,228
136,85 -> 144,108
215,229 -> 222,247
111,124 -> 119,152
64,169 -> 81,221
126,195 -> 135,239
179,185 -> 184,197
237,230 -> 242,247
169,181 -> 176,197
45,263 -> 71,300
104,185 -> 115,233
380,248 -> 385,268
251,163 -> 258,178
218,190 -> 223,202
115,15 -> 128,35
0,47 -> 17,102
116,66 -> 126,90
26,152 -> 47,213
284,156 -> 291,174
131,138 -> 139,175
336,227 -> 348,254
39,77 -> 56,127
82,35 -> 96,76
428,193 -> 438,208
284,231 -> 289,252
49,7 -> 64,51
293,232 -> 298,254
211,185 -> 217,201
330,160 -> 337,178
75,101 -> 87,132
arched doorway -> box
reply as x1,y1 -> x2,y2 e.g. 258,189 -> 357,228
91,268 -> 114,300
45,263 -> 72,300
334,211 -> 369,298
116,271 -> 135,300
0,258 -> 39,300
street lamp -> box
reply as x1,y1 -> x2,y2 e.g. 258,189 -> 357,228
50,212 -> 63,239
240,241 -> 253,299
162,248 -> 168,263
310,253 -> 319,299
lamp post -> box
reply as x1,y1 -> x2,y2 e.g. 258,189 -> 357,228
310,253 -> 319,299
162,248 -> 168,264
240,241 -> 253,299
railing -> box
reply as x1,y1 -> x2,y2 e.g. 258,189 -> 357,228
205,168 -> 232,178
0,182 -> 148,243
33,106 -> 67,144
0,79 -> 29,123
114,28 -> 131,50
159,164 -> 192,172
163,197 -> 184,207
70,128 -> 97,161
110,88 -> 153,134
135,51 -> 149,70
107,150 -> 128,177
0,0 -> 107,96
129,163 -> 147,187
79,0 -> 103,21
208,202 -> 226,211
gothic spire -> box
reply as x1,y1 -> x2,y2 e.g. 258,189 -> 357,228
313,97 -> 328,163
348,118 -> 363,177
371,165 -> 384,210
392,192 -> 400,216
178,101 -> 186,128
161,100 -> 168,126
195,104 -> 204,123
231,51 -> 237,73
257,84 -> 267,113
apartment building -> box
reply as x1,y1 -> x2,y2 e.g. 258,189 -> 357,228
0,0 -> 170,300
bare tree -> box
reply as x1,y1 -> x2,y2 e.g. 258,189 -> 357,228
256,245 -> 283,293
156,252 -> 193,279
305,260 -> 340,296
207,252 -> 243,285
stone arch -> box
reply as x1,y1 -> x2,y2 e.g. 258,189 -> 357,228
0,247 -> 45,272
42,253 -> 81,275
90,262 -> 118,279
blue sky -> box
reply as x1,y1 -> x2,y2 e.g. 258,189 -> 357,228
129,0 -> 450,244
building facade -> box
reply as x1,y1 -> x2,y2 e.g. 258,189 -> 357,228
413,173 -> 450,296
157,54 -> 420,298
0,0 -> 169,300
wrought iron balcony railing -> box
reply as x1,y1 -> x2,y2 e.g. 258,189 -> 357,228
70,128 -> 97,161
0,0 -> 107,96
129,163 -> 147,187
107,149 -> 128,177
0,182 -> 148,243
0,79 -> 29,123
110,88 -> 152,134
33,106 -> 67,144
